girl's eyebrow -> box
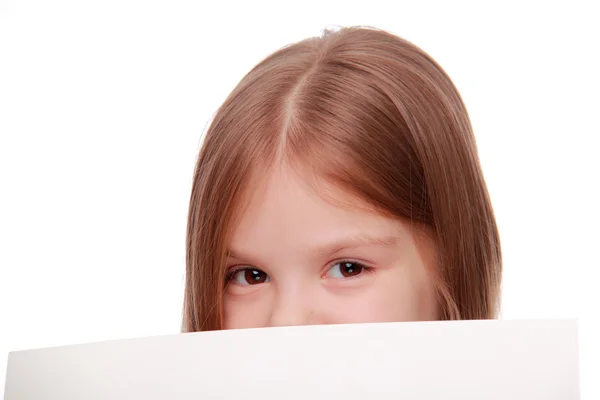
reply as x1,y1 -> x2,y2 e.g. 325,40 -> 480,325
313,234 -> 400,258
226,249 -> 246,261
226,235 -> 400,262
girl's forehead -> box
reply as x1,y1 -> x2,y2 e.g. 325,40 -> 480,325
230,164 -> 402,244
248,162 -> 381,217
225,163 -> 433,268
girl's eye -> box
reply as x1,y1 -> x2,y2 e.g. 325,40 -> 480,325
226,268 -> 270,286
325,261 -> 368,279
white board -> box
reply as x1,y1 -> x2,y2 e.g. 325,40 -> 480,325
4,319 -> 579,399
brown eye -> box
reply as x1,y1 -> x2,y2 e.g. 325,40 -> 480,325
244,269 -> 268,284
227,268 -> 270,286
325,261 -> 366,279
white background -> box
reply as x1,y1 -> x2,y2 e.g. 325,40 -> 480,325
1,0 -> 598,398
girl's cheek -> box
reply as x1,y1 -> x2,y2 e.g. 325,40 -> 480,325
224,285 -> 263,298
223,287 -> 274,329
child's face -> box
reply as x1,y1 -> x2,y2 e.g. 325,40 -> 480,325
223,165 -> 439,329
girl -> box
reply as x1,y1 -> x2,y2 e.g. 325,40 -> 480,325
183,26 -> 502,332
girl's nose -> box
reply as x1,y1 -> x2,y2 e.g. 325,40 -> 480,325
267,291 -> 314,328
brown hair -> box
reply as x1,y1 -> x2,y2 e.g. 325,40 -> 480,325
183,26 -> 502,332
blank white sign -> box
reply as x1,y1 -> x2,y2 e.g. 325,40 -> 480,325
4,319 -> 579,399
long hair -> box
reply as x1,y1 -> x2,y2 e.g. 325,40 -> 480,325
183,26 -> 502,332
